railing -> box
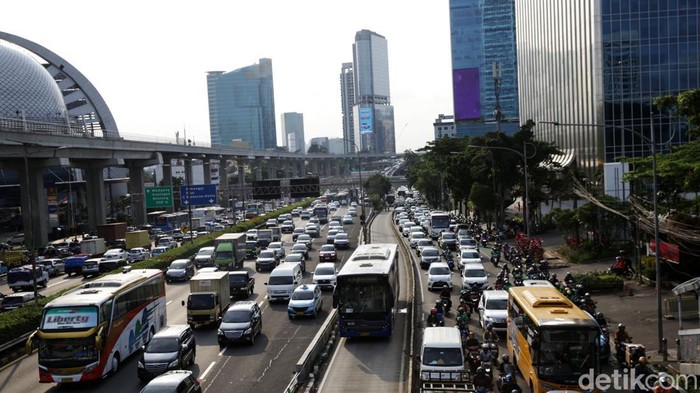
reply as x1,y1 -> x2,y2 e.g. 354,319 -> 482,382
0,115 -> 106,138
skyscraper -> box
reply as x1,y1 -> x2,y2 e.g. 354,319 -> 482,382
449,0 -> 520,137
351,30 -> 396,154
281,112 -> 305,153
207,58 -> 277,149
516,0 -> 698,178
339,62 -> 355,154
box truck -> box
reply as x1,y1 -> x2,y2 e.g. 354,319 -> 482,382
183,271 -> 231,328
213,233 -> 246,270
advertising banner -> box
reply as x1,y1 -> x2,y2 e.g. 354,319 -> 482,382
359,107 -> 373,134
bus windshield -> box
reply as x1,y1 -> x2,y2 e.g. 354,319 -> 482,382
537,328 -> 598,383
38,336 -> 98,367
338,284 -> 390,313
431,215 -> 450,228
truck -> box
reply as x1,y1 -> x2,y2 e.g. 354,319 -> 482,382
313,204 -> 329,224
213,233 -> 246,270
125,230 -> 151,250
96,222 -> 127,247
0,250 -> 28,268
8,265 -> 49,292
63,255 -> 90,276
270,227 -> 282,243
256,229 -> 273,248
184,271 -> 231,328
227,271 -> 255,299
80,238 -> 106,257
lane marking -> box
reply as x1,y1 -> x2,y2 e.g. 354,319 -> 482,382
200,361 -> 216,380
166,300 -> 172,306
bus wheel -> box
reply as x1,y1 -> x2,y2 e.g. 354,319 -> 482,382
110,353 -> 120,375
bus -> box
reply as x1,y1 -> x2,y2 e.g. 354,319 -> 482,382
507,286 -> 601,392
146,210 -> 167,227
332,244 -> 400,337
313,203 -> 329,224
246,202 -> 264,219
191,206 -> 225,221
154,212 -> 189,233
28,268 -> 167,383
429,211 -> 451,239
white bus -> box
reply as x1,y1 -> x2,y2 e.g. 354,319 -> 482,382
429,211 -> 451,239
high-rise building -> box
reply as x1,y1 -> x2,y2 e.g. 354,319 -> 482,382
207,58 -> 277,149
328,138 -> 346,154
281,112 -> 305,153
308,137 -> 329,153
340,62 -> 355,153
449,0 -> 520,137
351,30 -> 396,154
516,0 -> 698,178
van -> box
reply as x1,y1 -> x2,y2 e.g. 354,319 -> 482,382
477,290 -> 509,332
420,327 -> 466,382
265,262 -> 303,302
1,291 -> 42,312
137,324 -> 196,381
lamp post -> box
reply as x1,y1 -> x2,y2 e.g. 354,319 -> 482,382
340,138 -> 366,244
541,117 -> 663,353
454,143 -> 535,239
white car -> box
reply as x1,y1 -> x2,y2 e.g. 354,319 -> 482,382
459,238 -> 479,252
312,263 -> 337,290
427,262 -> 453,290
478,290 -> 509,331
103,248 -> 128,260
459,249 -> 482,270
462,264 -> 489,290
409,231 -> 428,248
128,247 -> 150,262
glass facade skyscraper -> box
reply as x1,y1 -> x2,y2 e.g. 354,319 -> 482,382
351,30 -> 396,154
339,62 -> 355,153
516,0 -> 698,178
281,112 -> 305,154
449,0 -> 520,137
207,58 -> 277,149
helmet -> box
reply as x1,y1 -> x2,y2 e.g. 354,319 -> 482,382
619,250 -> 626,255
504,374 -> 512,383
585,292 -> 591,297
511,390 -> 520,393
552,273 -> 557,278
595,312 -> 604,319
469,332 -> 476,338
436,300 -> 441,306
476,366 -> 485,375
659,376 -> 672,388
618,323 -> 625,330
566,271 -> 571,275
502,354 -> 509,363
638,356 -> 647,365
482,343 -> 490,350
430,308 -> 437,315
443,284 -> 449,289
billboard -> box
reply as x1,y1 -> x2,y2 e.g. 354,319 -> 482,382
453,68 -> 481,121
359,107 -> 373,134
289,177 -> 320,198
252,180 -> 281,201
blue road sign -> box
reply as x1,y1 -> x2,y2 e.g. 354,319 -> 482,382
180,184 -> 218,206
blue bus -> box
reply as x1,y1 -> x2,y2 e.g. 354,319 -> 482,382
332,244 -> 400,337
154,212 -> 189,233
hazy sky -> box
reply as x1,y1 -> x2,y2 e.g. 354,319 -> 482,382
4,0 -> 453,152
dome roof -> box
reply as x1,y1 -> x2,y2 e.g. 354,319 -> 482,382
0,43 -> 67,122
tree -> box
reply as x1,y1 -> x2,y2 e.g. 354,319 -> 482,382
469,183 -> 497,227
363,173 -> 392,201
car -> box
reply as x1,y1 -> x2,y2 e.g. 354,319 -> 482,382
456,229 -> 471,242
287,284 -> 323,319
171,230 -> 185,241
427,261 -> 453,290
193,246 -> 215,268
402,222 -> 414,237
328,221 -> 342,230
245,241 -> 258,260
459,238 -> 479,252
266,241 -> 286,260
478,290 -> 509,331
304,225 -> 319,238
462,264 -> 489,290
312,263 -> 337,290
326,229 -> 340,244
438,232 -> 458,251
409,232 -> 428,248
459,249 -> 482,271
246,229 -> 258,241
166,259 -> 195,282
217,301 -> 262,346
266,219 -> 278,228
318,244 -> 337,262
1,291 -> 43,312
39,258 -> 65,277
198,267 -> 219,273
419,246 -> 441,269
300,211 -> 311,220
182,231 -> 197,241
139,370 -> 202,393
296,234 -> 313,250
195,230 -> 209,238
6,233 -> 24,246
292,228 -> 305,242
255,249 -> 278,272
341,215 -> 354,225
157,236 -> 177,250
347,208 -> 357,217
283,253 -> 306,273
151,246 -> 169,258
333,233 -> 350,249
281,220 -> 295,233
128,247 -> 151,262
137,325 -> 196,381
103,248 -> 127,260
415,239 -> 434,256
291,243 -> 310,259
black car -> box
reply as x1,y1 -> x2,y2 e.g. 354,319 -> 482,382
218,301 -> 262,346
245,241 -> 258,259
139,370 -> 202,393
292,228 -> 305,242
165,259 -> 195,282
137,325 -> 196,381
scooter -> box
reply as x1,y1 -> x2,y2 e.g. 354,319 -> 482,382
440,295 -> 452,315
491,251 -> 500,267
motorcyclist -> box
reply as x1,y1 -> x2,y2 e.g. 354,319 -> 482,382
615,323 -> 631,344
633,356 -> 653,393
456,306 -> 470,327
439,285 -> 452,311
426,308 -> 442,327
499,374 -> 520,393
472,366 -> 492,389
434,299 -> 445,316
465,331 -> 480,349
484,324 -> 499,343
499,354 -> 515,376
654,375 -> 676,393
564,271 -> 575,285
479,343 -> 494,365
594,312 -> 607,328
549,273 -> 559,286
580,292 -> 596,311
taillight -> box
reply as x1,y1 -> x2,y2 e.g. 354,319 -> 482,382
195,379 -> 201,385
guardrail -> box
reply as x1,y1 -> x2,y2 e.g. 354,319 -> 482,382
0,332 -> 32,360
284,310 -> 339,392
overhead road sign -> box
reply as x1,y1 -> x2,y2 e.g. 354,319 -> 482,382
145,186 -> 174,208
180,184 -> 218,206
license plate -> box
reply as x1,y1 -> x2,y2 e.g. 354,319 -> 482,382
61,378 -> 72,383
296,311 -> 305,316
361,332 -> 370,336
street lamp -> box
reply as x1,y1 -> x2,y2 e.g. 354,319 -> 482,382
541,118 -> 664,353
340,138 -> 366,244
453,143 -> 535,239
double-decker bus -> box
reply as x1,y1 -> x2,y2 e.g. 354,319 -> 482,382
313,203 -> 329,224
507,286 -> 601,392
428,211 -> 451,239
332,243 -> 399,337
154,212 -> 189,233
28,269 -> 167,383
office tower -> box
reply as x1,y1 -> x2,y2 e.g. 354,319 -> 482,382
281,112 -> 305,153
328,138 -> 346,154
449,0 -> 520,137
207,58 -> 277,149
351,30 -> 396,154
340,62 -> 355,153
309,137 -> 330,152
516,0 -> 698,178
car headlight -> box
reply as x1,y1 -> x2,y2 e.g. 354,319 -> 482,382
244,328 -> 252,335
137,361 -> 144,369
217,329 -> 224,336
168,359 -> 179,368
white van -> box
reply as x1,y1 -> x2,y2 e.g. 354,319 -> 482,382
266,262 -> 303,302
477,290 -> 509,331
420,327 -> 466,382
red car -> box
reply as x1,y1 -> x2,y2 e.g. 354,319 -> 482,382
318,244 -> 337,262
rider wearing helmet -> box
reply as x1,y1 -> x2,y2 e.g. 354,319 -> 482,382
426,308 -> 441,327
484,323 -> 499,343
549,273 -> 559,286
479,343 -> 494,364
499,354 -> 515,376
594,312 -> 607,327
615,323 -> 631,344
439,285 -> 452,310
473,366 -> 492,388
434,299 -> 445,315
499,373 -> 520,393
465,331 -> 480,349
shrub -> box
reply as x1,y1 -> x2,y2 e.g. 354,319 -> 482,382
573,271 -> 623,291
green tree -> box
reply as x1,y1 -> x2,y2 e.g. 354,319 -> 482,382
363,173 -> 392,201
469,183 -> 497,226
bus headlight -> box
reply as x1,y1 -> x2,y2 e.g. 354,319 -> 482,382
84,362 -> 98,374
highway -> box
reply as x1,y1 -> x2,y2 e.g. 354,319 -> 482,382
0,207 -> 360,393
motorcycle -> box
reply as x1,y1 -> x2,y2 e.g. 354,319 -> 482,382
609,260 -> 635,280
491,251 -> 500,267
467,347 -> 481,373
445,253 -> 455,270
440,295 -> 452,315
481,359 -> 494,379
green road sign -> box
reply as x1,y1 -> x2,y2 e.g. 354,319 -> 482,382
145,186 -> 173,208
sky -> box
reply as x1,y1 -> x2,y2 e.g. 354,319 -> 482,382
3,0 -> 453,153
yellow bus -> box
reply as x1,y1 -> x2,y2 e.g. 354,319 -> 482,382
507,286 -> 600,392
28,269 -> 167,383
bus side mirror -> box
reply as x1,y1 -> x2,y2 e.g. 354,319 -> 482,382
95,326 -> 105,350
181,300 -> 185,306
332,292 -> 339,308
26,331 -> 37,354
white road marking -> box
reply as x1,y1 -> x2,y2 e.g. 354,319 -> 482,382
200,361 -> 216,380
166,300 -> 172,306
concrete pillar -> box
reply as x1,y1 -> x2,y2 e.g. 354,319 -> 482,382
85,165 -> 107,234
325,159 -> 331,177
267,159 -> 276,179
254,159 -> 264,181
219,158 -> 229,210
238,162 -> 246,205
203,159 -> 212,185
297,161 -> 305,177
162,159 -> 174,213
20,160 -> 49,250
311,160 -> 319,176
126,161 -> 146,227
